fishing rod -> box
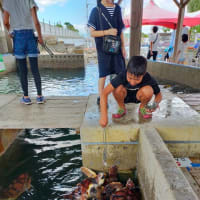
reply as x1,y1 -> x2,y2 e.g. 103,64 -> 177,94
35,36 -> 54,57
40,42 -> 54,57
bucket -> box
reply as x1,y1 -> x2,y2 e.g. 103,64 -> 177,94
0,54 -> 6,72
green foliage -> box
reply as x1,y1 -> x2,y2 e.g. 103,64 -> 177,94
142,32 -> 148,38
162,27 -> 171,33
188,0 -> 200,12
56,23 -> 63,28
64,22 -> 79,32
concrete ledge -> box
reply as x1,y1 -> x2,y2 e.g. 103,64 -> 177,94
81,94 -> 140,171
147,61 -> 200,90
0,54 -> 16,75
0,95 -> 88,129
38,54 -> 85,69
138,127 -> 199,200
80,91 -> 200,171
0,129 -> 22,156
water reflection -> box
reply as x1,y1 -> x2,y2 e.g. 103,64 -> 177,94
0,129 -> 84,200
0,64 -> 99,96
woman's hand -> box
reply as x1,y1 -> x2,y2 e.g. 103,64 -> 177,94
121,45 -> 126,58
9,33 -> 13,38
106,28 -> 117,36
99,115 -> 108,128
38,36 -> 44,45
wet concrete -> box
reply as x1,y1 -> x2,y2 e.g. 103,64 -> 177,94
80,89 -> 200,171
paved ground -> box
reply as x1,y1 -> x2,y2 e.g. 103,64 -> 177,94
0,95 -> 88,129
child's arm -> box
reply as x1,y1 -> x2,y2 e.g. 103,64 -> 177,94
120,32 -> 126,58
176,50 -> 181,62
3,10 -> 10,32
147,92 -> 162,112
89,27 -> 117,38
31,7 -> 43,45
150,41 -> 153,55
154,92 -> 162,105
99,83 -> 115,128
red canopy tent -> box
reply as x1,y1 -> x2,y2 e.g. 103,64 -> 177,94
183,13 -> 200,27
123,0 -> 200,29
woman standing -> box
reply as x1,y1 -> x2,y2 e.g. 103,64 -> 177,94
88,0 -> 126,105
3,0 -> 44,105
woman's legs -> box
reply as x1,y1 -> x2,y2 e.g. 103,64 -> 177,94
153,51 -> 158,61
29,57 -> 42,96
16,58 -> 28,97
147,50 -> 151,60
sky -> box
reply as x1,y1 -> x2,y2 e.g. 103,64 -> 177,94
35,0 -> 180,35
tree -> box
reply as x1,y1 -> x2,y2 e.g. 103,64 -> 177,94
162,27 -> 171,33
142,32 -> 148,38
64,22 -> 79,32
188,0 -> 200,37
56,23 -> 63,28
188,0 -> 200,12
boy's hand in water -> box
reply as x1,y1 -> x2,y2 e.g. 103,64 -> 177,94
99,115 -> 108,128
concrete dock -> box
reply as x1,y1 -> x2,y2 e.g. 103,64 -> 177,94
1,91 -> 200,199
79,90 -> 200,199
0,95 -> 88,129
80,89 -> 200,171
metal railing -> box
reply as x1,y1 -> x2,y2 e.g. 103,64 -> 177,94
40,22 -> 82,39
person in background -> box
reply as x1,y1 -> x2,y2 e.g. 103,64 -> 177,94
88,0 -> 126,106
177,34 -> 189,64
147,26 -> 159,61
3,0 -> 45,105
99,56 -> 162,128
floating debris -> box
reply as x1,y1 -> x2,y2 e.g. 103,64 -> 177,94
63,166 -> 141,200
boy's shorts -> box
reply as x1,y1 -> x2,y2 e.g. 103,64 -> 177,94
13,29 -> 39,59
124,89 -> 141,104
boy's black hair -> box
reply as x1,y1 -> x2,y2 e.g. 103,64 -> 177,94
127,56 -> 147,76
182,34 -> 188,43
152,26 -> 158,33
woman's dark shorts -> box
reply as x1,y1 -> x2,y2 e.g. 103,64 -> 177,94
124,89 -> 141,104
97,51 -> 125,78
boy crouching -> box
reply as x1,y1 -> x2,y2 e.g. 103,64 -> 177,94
99,56 -> 162,128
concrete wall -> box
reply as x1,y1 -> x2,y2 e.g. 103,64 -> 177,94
0,54 -> 16,75
0,129 -> 21,156
147,61 -> 200,90
38,54 -> 85,69
0,54 -> 85,76
138,127 -> 199,200
0,34 -> 8,53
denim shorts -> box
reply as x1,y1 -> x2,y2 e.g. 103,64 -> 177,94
13,29 -> 39,59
